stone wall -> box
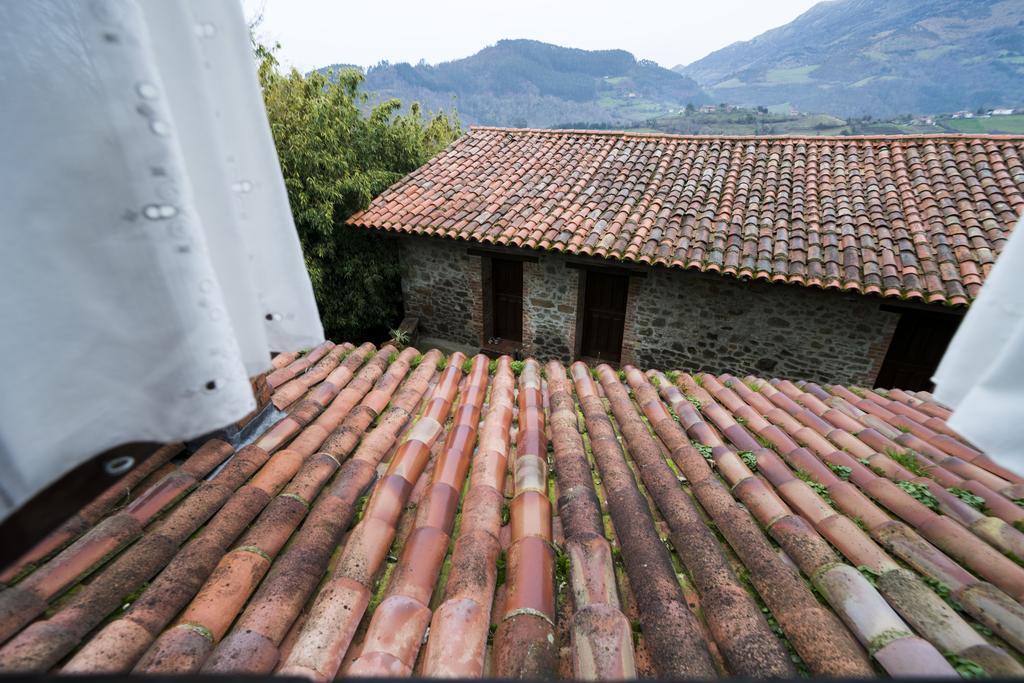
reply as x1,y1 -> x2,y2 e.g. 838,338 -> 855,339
398,236 -> 481,347
622,268 -> 901,385
522,256 -> 579,361
398,235 -> 907,385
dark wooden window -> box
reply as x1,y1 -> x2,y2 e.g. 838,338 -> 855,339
875,309 -> 961,391
490,258 -> 523,343
579,270 -> 628,362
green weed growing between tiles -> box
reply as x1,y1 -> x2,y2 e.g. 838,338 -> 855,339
897,481 -> 939,510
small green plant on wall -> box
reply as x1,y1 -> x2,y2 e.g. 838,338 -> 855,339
388,328 -> 411,348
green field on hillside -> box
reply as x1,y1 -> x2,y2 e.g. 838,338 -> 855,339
941,115 -> 1024,134
558,105 -> 1024,138
632,108 -> 849,136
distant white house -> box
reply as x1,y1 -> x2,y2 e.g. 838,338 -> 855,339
992,108 -> 1015,116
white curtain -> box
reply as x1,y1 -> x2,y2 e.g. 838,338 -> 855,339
0,0 -> 323,519
933,214 -> 1024,469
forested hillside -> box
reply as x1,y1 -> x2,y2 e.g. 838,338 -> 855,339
319,39 -> 709,127
677,0 -> 1024,117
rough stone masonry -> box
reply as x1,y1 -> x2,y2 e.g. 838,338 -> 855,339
398,235 -> 901,385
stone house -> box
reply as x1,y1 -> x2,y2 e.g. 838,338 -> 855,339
348,128 -> 1024,388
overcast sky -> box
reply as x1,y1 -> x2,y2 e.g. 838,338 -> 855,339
245,0 -> 823,73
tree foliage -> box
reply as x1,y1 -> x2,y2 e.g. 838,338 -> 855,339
257,45 -> 460,341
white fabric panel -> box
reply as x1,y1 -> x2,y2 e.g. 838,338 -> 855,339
151,0 -> 323,358
138,0 -> 324,372
933,214 -> 1024,469
136,0 -> 270,375
0,0 -> 322,519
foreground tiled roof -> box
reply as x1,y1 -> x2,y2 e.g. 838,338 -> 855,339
348,128 -> 1024,305
2,341 -> 1024,677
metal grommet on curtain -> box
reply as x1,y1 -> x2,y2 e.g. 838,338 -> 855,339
103,455 -> 136,477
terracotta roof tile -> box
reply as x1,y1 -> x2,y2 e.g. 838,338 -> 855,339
349,128 -> 1024,304
2,342 -> 1024,676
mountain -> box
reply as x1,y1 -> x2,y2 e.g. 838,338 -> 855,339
676,0 -> 1024,117
319,39 -> 709,127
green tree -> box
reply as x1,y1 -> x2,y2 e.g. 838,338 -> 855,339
257,45 -> 460,341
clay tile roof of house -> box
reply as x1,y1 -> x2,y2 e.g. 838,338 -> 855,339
3,342 -> 1024,678
347,127 -> 1024,306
